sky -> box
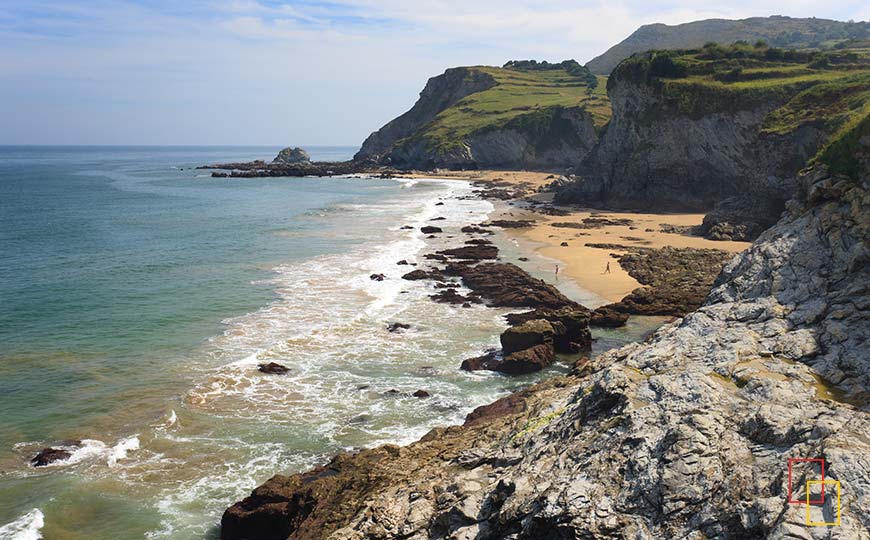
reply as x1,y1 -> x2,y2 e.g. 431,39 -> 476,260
1,1 -> 869,146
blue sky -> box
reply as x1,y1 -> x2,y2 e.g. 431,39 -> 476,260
1,1 -> 868,146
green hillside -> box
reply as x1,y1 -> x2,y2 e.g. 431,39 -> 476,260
397,61 -> 609,154
613,41 -> 870,163
587,16 -> 870,75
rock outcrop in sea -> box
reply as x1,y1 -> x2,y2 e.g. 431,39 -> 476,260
272,147 -> 311,164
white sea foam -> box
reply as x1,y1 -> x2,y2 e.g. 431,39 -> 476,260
0,509 -> 44,540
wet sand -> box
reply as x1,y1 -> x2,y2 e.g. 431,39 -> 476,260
409,170 -> 751,303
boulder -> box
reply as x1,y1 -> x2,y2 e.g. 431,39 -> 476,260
369,273 -> 386,281
31,446 -> 74,467
500,343 -> 556,374
500,319 -> 555,355
590,306 -> 630,327
258,362 -> 290,375
412,390 -> 431,398
401,270 -> 430,280
387,322 -> 411,333
272,147 -> 311,164
420,226 -> 442,234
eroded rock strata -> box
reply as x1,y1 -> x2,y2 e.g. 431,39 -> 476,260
222,168 -> 869,539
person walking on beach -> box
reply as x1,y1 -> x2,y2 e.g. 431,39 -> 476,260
555,264 -> 559,278
605,261 -> 611,274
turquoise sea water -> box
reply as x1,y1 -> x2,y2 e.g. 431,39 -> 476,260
0,147 -> 658,539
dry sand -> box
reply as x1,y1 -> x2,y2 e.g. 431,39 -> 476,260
410,169 -> 751,304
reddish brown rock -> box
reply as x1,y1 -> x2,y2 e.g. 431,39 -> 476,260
436,245 -> 498,260
258,362 -> 290,375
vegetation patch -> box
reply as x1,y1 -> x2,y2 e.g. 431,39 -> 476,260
612,42 -> 870,137
397,62 -> 610,155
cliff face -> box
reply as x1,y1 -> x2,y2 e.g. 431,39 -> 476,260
558,45 -> 870,240
354,67 -> 497,162
386,105 -> 598,170
355,62 -> 608,170
560,74 -> 823,211
222,159 -> 869,539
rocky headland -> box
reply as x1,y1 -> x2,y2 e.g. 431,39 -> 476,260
557,43 -> 870,241
223,157 -> 869,540
219,37 -> 869,540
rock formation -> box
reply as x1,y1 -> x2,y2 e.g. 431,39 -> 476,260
355,62 -> 605,170
272,147 -> 311,164
221,164 -> 869,539
558,44 -> 869,241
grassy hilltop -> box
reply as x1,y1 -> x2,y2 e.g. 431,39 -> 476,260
613,40 -> 870,174
587,16 -> 870,74
392,60 -> 609,157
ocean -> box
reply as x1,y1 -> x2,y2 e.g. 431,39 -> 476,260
0,146 -> 655,539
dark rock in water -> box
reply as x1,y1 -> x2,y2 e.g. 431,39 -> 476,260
460,343 -> 555,375
435,202 -> 444,206
400,225 -> 414,230
370,273 -> 386,281
412,390 -> 431,398
31,446 -> 75,467
423,253 -> 447,261
460,225 -> 491,234
431,217 -> 446,221
258,362 -> 290,375
459,263 -> 579,310
500,344 -> 556,374
506,308 -> 593,354
272,147 -> 311,164
347,414 -> 371,425
518,257 -> 529,261
485,220 -> 535,228
211,172 -> 229,178
590,306 -> 630,327
387,322 -> 411,333
420,226 -> 442,234
500,319 -> 555,355
430,288 -> 480,305
436,245 -> 498,260
384,389 -> 401,396
460,350 -> 500,372
396,260 -> 409,265
464,238 -> 492,245
401,269 -> 430,280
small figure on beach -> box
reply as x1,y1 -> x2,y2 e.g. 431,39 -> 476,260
605,261 -> 611,274
555,264 -> 559,278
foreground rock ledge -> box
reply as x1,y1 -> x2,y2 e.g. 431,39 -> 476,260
223,169 -> 869,540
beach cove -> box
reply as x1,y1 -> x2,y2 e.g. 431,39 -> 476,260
1,148 -> 675,539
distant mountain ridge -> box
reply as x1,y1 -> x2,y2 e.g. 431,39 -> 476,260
586,15 -> 870,74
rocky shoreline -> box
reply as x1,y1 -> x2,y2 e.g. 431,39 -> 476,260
222,163 -> 870,540
215,159 -> 784,539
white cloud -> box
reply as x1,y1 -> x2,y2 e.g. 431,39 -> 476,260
0,0 -> 867,144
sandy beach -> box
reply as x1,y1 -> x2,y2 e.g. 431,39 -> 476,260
410,169 -> 752,304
